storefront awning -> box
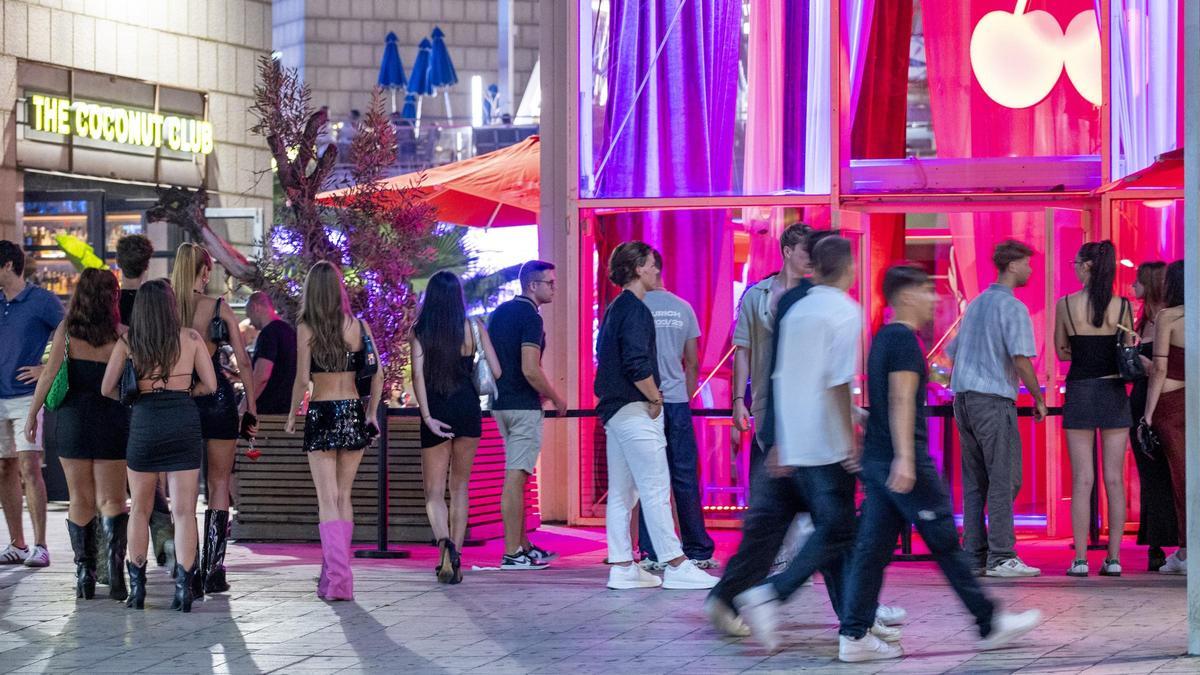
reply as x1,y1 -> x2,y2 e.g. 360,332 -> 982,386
1094,148 -> 1184,195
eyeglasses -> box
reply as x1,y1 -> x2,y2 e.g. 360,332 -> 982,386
532,279 -> 556,289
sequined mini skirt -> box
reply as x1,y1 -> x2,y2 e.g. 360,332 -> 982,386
304,399 -> 370,452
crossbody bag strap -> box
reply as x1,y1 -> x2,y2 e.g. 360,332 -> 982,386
469,318 -> 483,360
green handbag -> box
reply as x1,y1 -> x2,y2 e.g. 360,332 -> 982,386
45,333 -> 69,411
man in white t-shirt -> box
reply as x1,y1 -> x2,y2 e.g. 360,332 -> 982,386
733,236 -> 891,652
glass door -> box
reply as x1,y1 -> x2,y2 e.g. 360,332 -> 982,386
22,190 -> 105,299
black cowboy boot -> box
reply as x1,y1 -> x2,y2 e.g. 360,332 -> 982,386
172,562 -> 196,612
101,514 -> 129,601
92,519 -> 109,586
149,509 -> 174,568
203,509 -> 231,593
66,519 -> 97,599
191,511 -> 211,598
126,560 -> 147,609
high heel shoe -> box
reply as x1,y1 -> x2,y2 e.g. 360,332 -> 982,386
172,562 -> 196,612
66,518 -> 97,599
101,514 -> 128,601
126,560 -> 147,609
436,539 -> 454,584
449,540 -> 463,585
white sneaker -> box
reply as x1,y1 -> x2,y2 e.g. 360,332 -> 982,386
986,557 -> 1041,578
23,545 -> 49,568
607,563 -> 662,589
875,604 -> 907,626
1160,551 -> 1187,575
871,619 -> 902,643
662,559 -> 718,590
979,609 -> 1042,650
839,633 -> 904,662
733,585 -> 782,652
704,596 -> 751,637
0,544 -> 30,565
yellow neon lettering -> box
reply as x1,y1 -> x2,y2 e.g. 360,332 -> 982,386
164,117 -> 180,151
113,109 -> 128,143
57,98 -> 71,135
101,107 -> 117,142
74,103 -> 88,137
30,95 -> 45,131
199,122 -> 214,154
152,114 -> 163,147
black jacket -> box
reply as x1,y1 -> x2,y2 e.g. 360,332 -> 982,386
594,290 -> 661,424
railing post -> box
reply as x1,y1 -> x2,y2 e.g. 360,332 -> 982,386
354,406 -> 409,559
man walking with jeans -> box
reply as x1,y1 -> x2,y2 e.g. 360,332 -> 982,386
948,240 -> 1046,577
637,288 -> 716,569
490,261 -> 568,569
0,241 -> 64,568
837,264 -> 1040,663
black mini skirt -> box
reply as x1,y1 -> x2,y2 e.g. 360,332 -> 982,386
194,366 -> 239,441
1063,378 -> 1131,430
126,391 -> 203,472
304,399 -> 370,452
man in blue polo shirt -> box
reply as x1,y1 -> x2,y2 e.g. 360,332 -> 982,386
0,241 -> 64,568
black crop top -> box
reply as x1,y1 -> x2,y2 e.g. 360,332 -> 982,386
311,347 -> 366,374
1064,299 -> 1119,381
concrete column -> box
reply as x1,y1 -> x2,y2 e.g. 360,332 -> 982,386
498,0 -> 515,117
1183,0 -> 1200,656
536,0 -> 578,522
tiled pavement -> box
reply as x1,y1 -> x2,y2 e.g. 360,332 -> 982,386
1,504 -> 1197,674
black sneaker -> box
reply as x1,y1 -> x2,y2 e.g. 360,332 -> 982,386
501,552 -> 549,570
524,544 -> 558,563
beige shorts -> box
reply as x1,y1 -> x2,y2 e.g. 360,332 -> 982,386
493,409 -> 544,474
0,395 -> 42,458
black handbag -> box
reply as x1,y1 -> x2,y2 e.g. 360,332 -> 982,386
1136,417 -> 1161,460
1116,299 -> 1145,381
355,319 -> 378,398
118,358 -> 140,406
209,298 -> 230,344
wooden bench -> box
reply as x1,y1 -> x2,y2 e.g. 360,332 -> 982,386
232,414 -> 540,543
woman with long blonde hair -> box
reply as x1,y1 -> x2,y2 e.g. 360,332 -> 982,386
170,242 -> 258,597
286,261 -> 382,601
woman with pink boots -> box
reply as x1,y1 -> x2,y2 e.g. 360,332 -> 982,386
286,262 -> 383,601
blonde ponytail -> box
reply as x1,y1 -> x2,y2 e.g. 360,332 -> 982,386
171,242 -> 213,327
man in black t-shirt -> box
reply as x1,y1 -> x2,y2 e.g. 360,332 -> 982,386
246,292 -> 297,415
836,265 -> 1040,663
116,234 -> 154,324
488,261 -> 567,569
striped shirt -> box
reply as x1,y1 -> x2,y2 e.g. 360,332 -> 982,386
947,284 -> 1037,400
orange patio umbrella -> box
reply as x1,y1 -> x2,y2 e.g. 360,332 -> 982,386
318,134 -> 540,228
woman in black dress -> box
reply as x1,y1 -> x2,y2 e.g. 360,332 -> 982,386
1128,262 -> 1177,570
24,268 -> 130,600
411,271 -> 500,583
171,243 -> 258,596
285,262 -> 383,601
102,280 -> 217,611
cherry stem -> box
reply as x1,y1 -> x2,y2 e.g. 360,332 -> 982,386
1014,0 -> 1029,15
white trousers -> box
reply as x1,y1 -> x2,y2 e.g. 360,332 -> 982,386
604,402 -> 684,564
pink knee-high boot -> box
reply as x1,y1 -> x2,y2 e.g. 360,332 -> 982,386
336,520 -> 355,599
317,521 -> 352,601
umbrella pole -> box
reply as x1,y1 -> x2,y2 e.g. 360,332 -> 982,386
390,88 -> 397,113
415,98 -> 423,138
443,90 -> 453,124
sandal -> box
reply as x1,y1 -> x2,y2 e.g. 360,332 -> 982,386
1099,559 -> 1122,577
1066,559 -> 1089,577
449,541 -> 463,585
436,539 -> 454,584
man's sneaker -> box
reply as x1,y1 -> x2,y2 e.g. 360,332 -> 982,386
500,552 -> 548,571
692,558 -> 721,570
733,585 -> 782,652
978,609 -> 1042,650
0,544 -> 30,565
638,558 -> 665,571
524,544 -> 558,563
839,633 -> 903,662
875,604 -> 907,626
607,563 -> 661,589
1160,550 -> 1187,575
23,545 -> 49,568
662,559 -> 719,590
704,596 -> 751,637
986,557 -> 1041,578
871,619 -> 902,643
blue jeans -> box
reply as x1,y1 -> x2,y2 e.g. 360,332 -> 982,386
637,403 -> 715,561
764,463 -> 855,608
839,454 -> 995,639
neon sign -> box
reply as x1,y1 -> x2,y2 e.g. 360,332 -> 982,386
27,94 -> 214,155
969,1 -> 1101,109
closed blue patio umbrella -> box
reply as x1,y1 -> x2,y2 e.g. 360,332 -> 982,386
428,26 -> 459,120
408,37 -> 433,134
400,93 -> 418,120
377,32 -> 407,112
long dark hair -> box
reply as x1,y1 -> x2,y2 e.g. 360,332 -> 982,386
128,279 -> 181,383
1135,261 -> 1167,333
1164,260 -> 1184,309
298,262 -> 353,372
413,271 -> 467,396
66,268 -> 120,346
1078,241 -> 1116,328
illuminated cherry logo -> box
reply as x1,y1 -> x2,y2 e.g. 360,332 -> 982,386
970,0 -> 1101,109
